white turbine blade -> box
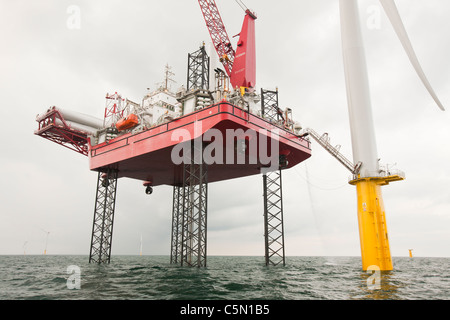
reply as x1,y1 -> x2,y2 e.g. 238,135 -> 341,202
380,0 -> 445,111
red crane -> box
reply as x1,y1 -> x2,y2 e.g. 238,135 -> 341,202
198,0 -> 257,90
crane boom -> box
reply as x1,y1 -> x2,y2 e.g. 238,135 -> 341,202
198,0 -> 235,77
198,0 -> 257,89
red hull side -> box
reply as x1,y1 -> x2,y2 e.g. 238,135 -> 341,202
89,102 -> 311,186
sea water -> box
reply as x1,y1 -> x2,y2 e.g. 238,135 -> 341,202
0,255 -> 448,301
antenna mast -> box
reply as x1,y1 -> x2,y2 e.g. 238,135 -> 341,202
163,64 -> 176,90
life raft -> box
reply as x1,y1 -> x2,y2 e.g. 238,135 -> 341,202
116,114 -> 139,131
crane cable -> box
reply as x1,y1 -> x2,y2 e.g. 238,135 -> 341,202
294,165 -> 348,191
235,0 -> 248,12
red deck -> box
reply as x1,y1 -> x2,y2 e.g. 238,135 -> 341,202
89,102 -> 311,186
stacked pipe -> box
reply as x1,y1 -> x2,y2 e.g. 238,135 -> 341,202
37,107 -> 104,136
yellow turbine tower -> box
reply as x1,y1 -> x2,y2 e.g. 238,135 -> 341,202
339,0 -> 445,271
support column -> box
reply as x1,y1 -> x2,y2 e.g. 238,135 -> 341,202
261,87 -> 286,266
180,143 -> 208,268
170,185 -> 184,264
261,88 -> 281,125
89,169 -> 118,264
263,170 -> 286,266
187,44 -> 210,91
355,180 -> 391,270
349,175 -> 403,271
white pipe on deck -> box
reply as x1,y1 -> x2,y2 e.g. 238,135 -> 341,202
55,108 -> 103,129
54,119 -> 98,136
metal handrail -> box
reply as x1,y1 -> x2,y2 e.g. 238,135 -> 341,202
348,169 -> 406,182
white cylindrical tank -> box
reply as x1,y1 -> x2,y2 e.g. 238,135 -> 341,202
56,108 -> 104,129
54,119 -> 98,136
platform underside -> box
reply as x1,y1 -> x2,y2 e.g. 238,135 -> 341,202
89,102 -> 311,186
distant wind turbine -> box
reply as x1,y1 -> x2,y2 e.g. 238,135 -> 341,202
40,228 -> 50,255
23,241 -> 28,255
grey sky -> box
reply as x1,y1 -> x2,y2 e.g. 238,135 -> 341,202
1,0 -> 449,259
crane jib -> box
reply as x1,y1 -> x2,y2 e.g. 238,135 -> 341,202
198,0 -> 257,89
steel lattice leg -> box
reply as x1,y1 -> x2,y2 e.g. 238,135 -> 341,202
263,170 -> 286,266
261,88 -> 281,125
179,143 -> 208,268
89,169 -> 118,264
187,45 -> 210,91
170,185 -> 184,264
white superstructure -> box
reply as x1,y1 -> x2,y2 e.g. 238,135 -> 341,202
141,88 -> 182,127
